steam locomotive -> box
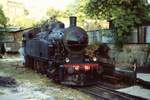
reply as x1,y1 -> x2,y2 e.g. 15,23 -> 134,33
23,17 -> 103,86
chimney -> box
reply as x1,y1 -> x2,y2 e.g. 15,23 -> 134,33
69,16 -> 77,27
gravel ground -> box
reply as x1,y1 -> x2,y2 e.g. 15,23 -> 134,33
0,55 -> 94,100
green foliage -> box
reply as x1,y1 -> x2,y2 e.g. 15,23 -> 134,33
84,0 -> 150,46
0,6 -> 7,27
46,7 -> 62,18
85,44 -> 99,57
46,7 -> 71,19
46,1 -> 103,29
11,16 -> 36,28
75,0 -> 88,27
46,1 -> 90,28
46,7 -> 71,27
8,8 -> 36,28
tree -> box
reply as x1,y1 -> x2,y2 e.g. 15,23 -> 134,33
0,6 -> 7,28
75,0 -> 88,27
84,0 -> 150,46
46,7 -> 60,18
8,8 -> 36,28
64,0 -> 102,29
46,7 -> 69,25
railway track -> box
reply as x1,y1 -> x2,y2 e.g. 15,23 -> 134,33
75,82 -> 147,100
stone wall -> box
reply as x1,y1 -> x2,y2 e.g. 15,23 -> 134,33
107,44 -> 150,67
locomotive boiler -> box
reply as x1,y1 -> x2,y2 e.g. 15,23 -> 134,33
23,17 -> 103,86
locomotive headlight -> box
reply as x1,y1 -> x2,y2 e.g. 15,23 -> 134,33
65,58 -> 70,63
84,65 -> 90,71
74,65 -> 80,71
93,57 -> 97,62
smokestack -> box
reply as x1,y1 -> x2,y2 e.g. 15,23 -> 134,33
69,16 -> 77,27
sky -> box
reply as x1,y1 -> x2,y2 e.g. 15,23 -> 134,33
15,0 -> 76,20
17,0 -> 75,10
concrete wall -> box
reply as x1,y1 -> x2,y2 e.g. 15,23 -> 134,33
107,44 -> 150,67
87,28 -> 150,67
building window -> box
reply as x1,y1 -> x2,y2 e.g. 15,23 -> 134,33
137,25 -> 150,44
146,26 -> 150,43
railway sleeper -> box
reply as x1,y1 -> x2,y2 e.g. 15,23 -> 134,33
102,75 -> 122,84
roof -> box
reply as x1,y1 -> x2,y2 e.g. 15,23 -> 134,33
0,27 -> 32,33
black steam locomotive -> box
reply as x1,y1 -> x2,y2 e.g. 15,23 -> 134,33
23,17 -> 103,86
